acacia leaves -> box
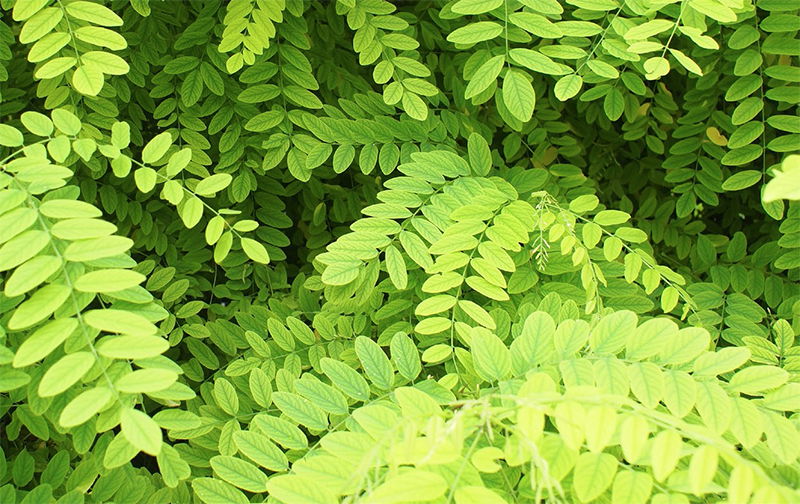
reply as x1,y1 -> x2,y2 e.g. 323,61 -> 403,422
0,1 -> 799,503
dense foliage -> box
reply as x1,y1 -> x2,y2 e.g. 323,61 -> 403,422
0,0 -> 799,502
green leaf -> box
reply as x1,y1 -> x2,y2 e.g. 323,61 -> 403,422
0,125 -> 24,147
266,475 -> 337,504
157,443 -> 191,488
447,22 -> 503,45
590,310 -> 636,355
192,478 -> 249,504
355,336 -> 394,390
63,236 -> 133,262
763,154 -> 800,202
116,369 -> 178,393
603,88 -> 624,121
401,92 -> 428,121
73,26 -> 127,50
555,74 -> 583,101
470,329 -> 511,382
233,431 -> 288,471
121,408 -> 162,455
74,269 -> 145,293
320,357 -> 370,401
272,391 -> 328,430
97,335 -> 169,359
644,56 -> 670,80
38,351 -> 95,397
722,170 -> 762,191
321,260 -> 361,286
573,452 -> 617,503
611,471 -> 652,504
4,255 -> 61,297
454,486 -> 508,504
451,0 -> 503,15
502,70 -> 536,122
179,196 -> 203,228
7,283 -> 70,330
72,64 -> 104,96
365,470 -> 447,503
650,430 -> 683,482
83,309 -> 157,336
465,55 -> 505,99
385,244 -> 407,290
688,446 -> 718,495
20,111 -> 53,136
294,378 -> 348,416
65,1 -> 123,26
214,378 -> 240,416
142,132 -> 173,164
729,365 -> 789,394
210,456 -> 268,493
241,237 -> 269,264
195,174 -> 232,196
59,386 -> 112,427
12,318 -> 77,368
467,133 -> 492,176
390,332 -> 421,381
39,199 -> 101,219
594,210 -> 630,226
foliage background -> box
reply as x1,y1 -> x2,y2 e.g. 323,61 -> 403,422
0,0 -> 798,502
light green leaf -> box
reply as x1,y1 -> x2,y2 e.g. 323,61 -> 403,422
39,351 -> 95,397
121,408 -> 162,455
365,469 -> 447,503
0,125 -> 24,147
454,486 -> 508,504
63,236 -> 133,261
7,283 -> 70,330
266,475 -> 337,504
72,64 -> 104,96
401,92 -> 428,121
214,378 -> 240,416
465,55 -> 505,99
210,455 -> 268,492
59,386 -> 112,427
4,255 -> 61,297
116,369 -> 178,393
573,452 -> 617,503
97,335 -> 169,359
729,365 -> 789,394
241,237 -> 269,264
195,174 -> 232,196
502,69 -> 535,122
555,74 -> 583,101
470,328 -> 511,382
65,1 -> 123,26
74,269 -> 145,293
320,357 -> 370,401
12,318 -> 77,368
385,244 -> 407,290
722,170 -> 762,191
390,332 -> 421,381
651,430 -> 683,482
447,22 -> 503,45
83,309 -> 157,336
233,431 -> 288,472
355,336 -> 394,390
192,478 -> 249,504
272,391 -> 328,430
451,0 -> 503,15
142,131 -> 173,164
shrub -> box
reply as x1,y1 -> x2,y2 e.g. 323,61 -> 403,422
0,0 -> 798,503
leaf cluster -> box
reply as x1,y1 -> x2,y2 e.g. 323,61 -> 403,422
0,0 -> 798,503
